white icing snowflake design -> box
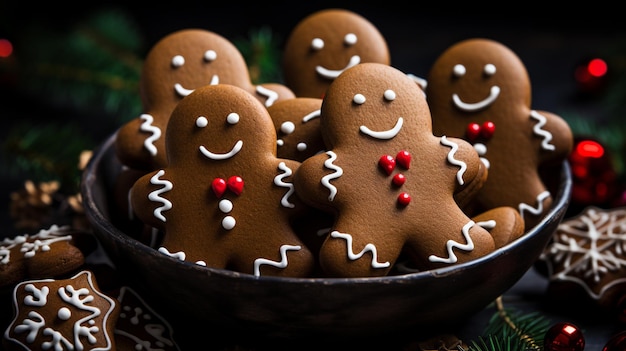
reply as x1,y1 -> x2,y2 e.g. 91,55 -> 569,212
541,207 -> 626,299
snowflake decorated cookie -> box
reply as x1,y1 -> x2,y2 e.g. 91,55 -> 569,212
3,270 -> 119,351
0,225 -> 92,289
115,28 -> 295,172
293,62 -> 523,277
426,38 -> 573,230
114,286 -> 181,351
539,206 -> 626,310
129,84 -> 315,277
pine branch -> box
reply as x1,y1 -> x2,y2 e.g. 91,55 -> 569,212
11,7 -> 144,123
234,26 -> 283,85
0,122 -> 94,193
467,296 -> 552,351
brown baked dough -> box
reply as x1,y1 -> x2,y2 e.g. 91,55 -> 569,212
426,38 -> 573,230
294,63 -> 512,277
129,84 -> 315,277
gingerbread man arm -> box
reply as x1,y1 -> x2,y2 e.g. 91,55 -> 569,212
531,110 -> 574,164
115,113 -> 168,171
294,150 -> 345,214
130,169 -> 173,231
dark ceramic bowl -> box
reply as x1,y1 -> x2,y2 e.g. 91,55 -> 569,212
81,133 -> 572,344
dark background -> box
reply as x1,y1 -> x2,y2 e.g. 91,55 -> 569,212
1,2 -> 625,349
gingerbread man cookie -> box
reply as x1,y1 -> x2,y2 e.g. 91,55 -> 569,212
3,270 -> 119,351
129,84 -> 315,277
115,28 -> 295,171
268,97 -> 325,162
426,38 -> 573,230
282,9 -> 391,99
293,62 -> 516,277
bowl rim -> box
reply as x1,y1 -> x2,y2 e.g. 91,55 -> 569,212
81,132 -> 572,285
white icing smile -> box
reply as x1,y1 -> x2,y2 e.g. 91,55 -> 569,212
452,86 -> 500,112
174,75 -> 219,97
199,140 -> 243,160
360,117 -> 403,139
315,55 -> 361,79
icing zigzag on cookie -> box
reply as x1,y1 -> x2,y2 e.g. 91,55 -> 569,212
519,190 -> 550,219
253,244 -> 302,277
148,170 -> 173,222
428,221 -> 476,264
529,110 -> 555,151
274,162 -> 296,208
256,85 -> 279,107
440,136 -> 467,185
139,114 -> 161,156
331,231 -> 390,268
321,151 -> 343,201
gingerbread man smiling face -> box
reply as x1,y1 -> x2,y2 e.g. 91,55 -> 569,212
294,63 -> 508,278
426,38 -> 573,230
115,28 -> 294,171
282,9 -> 390,99
129,84 -> 314,278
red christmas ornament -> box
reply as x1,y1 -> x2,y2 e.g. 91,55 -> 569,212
568,137 -> 621,209
544,322 -> 585,351
603,331 -> 626,351
575,57 -> 608,94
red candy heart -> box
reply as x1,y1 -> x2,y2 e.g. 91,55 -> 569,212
396,150 -> 411,169
379,155 -> 396,175
211,178 -> 227,197
212,176 -> 244,196
227,176 -> 244,195
466,121 -> 495,141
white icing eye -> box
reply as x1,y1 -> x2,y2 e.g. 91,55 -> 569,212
204,50 -> 217,62
172,55 -> 185,68
311,38 -> 324,50
344,33 -> 357,46
280,121 -> 295,134
196,116 -> 208,128
353,93 -> 366,104
277,139 -> 284,146
226,113 -> 239,125
297,142 -> 307,151
453,64 -> 466,77
383,89 -> 396,101
484,63 -> 496,76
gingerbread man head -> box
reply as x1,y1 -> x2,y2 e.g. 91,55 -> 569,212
282,9 -> 390,99
294,63 -> 500,277
268,97 -> 325,162
115,28 -> 295,171
129,84 -> 314,278
426,38 -> 573,230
